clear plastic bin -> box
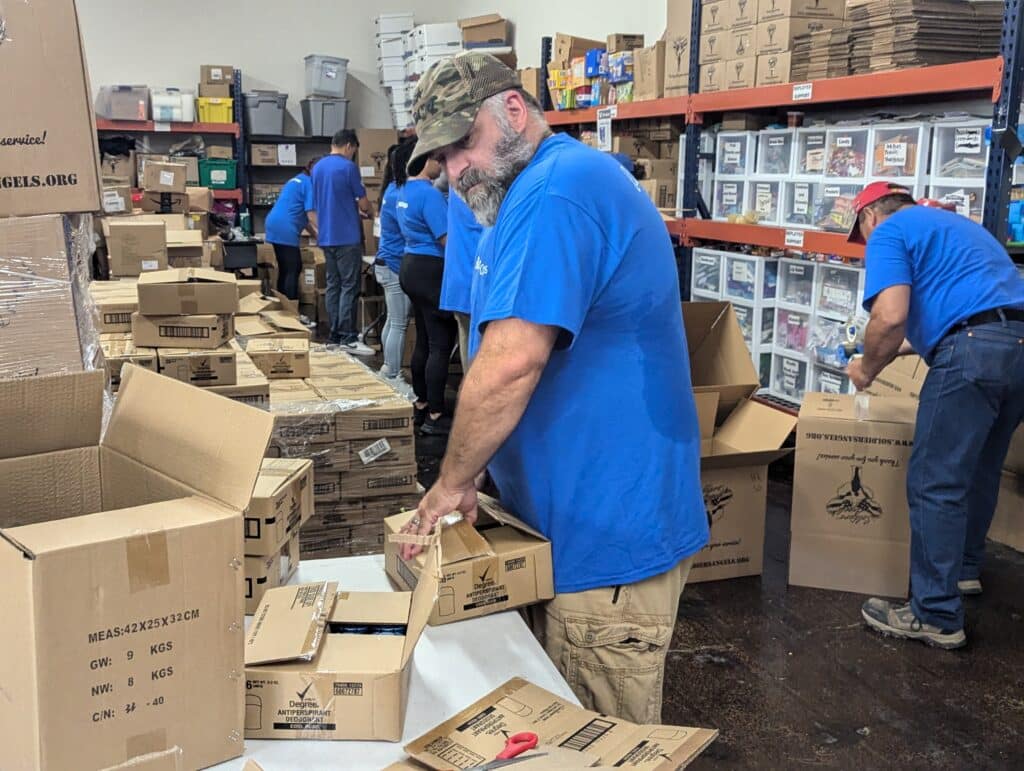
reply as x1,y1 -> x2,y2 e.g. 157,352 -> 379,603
871,124 -> 926,179
723,254 -> 778,304
778,259 -> 815,309
812,364 -> 852,395
776,307 -> 811,354
151,88 -> 195,122
757,351 -> 772,390
716,132 -> 756,176
816,183 -> 861,233
930,121 -> 989,182
733,302 -> 755,349
808,314 -> 848,368
95,85 -> 150,120
825,127 -> 870,179
691,249 -> 724,297
815,263 -> 864,319
929,184 -> 985,223
795,128 -> 828,177
244,91 -> 288,135
301,98 -> 349,137
747,180 -> 782,225
760,305 -> 776,347
305,55 -> 349,98
713,180 -> 746,220
782,181 -> 820,228
772,353 -> 809,402
756,129 -> 795,176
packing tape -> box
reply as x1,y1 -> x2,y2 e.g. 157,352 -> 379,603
124,730 -> 169,764
125,532 -> 171,593
387,533 -> 433,546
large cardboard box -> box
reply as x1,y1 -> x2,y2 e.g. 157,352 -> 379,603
132,312 -> 234,349
0,366 -> 272,770
639,178 -> 677,210
243,534 -> 300,614
201,64 -> 235,85
143,161 -> 189,194
243,550 -> 440,741
683,301 -> 760,423
101,151 -> 137,187
989,471 -> 1024,552
106,221 -> 168,277
758,0 -> 845,22
139,191 -> 187,214
137,267 -> 238,315
519,67 -> 544,103
756,17 -> 841,55
246,458 -> 314,557
459,13 -> 511,46
700,62 -> 728,92
246,337 -> 311,379
100,334 -> 158,390
729,0 -> 759,28
700,29 -> 728,64
865,355 -> 928,401
208,349 -> 271,408
701,0 -> 730,33
335,398 -> 415,441
608,32 -> 645,53
633,42 -> 667,101
664,0 -> 696,96
790,393 -> 918,598
102,185 -> 134,215
728,27 -> 755,59
726,56 -> 757,89
385,495 -> 554,626
0,0 -> 103,217
339,463 -> 419,499
402,678 -> 718,769
552,33 -> 605,67
356,129 -> 399,181
756,51 -> 795,85
157,345 -> 237,387
344,435 -> 416,470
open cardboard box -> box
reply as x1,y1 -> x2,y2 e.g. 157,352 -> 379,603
137,268 -> 238,316
683,302 -> 760,424
243,541 -> 441,741
384,494 -> 554,625
400,677 -> 717,770
0,366 -> 273,770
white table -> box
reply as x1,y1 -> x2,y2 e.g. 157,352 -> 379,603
213,554 -> 577,770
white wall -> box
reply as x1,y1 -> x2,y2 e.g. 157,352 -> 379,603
77,1 -> 668,131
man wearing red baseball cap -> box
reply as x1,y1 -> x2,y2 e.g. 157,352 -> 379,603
845,180 -> 1024,649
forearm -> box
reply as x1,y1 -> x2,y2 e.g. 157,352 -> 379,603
861,319 -> 906,379
897,338 -> 915,356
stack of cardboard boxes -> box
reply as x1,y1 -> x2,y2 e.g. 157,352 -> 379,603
755,0 -> 847,86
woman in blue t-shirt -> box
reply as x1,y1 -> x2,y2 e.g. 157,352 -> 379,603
393,140 -> 455,436
264,157 -> 318,300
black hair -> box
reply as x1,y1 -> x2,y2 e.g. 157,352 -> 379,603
304,155 -> 322,175
391,139 -> 416,187
860,192 -> 916,224
331,129 -> 358,149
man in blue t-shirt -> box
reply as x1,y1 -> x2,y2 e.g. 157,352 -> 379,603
398,53 -> 708,724
440,190 -> 484,371
845,181 -> 1024,650
311,129 -> 374,355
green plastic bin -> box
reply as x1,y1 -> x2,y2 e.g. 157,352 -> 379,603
199,158 -> 237,190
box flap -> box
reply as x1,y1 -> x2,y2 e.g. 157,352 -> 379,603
260,311 -> 308,334
682,302 -> 759,419
458,13 -> 504,27
103,365 -> 273,510
477,493 -> 547,542
695,391 -> 720,449
330,590 -> 411,625
235,316 -> 275,337
703,446 -> 791,470
401,540 -> 441,667
247,338 -> 310,354
714,400 -> 797,454
167,230 -> 204,248
0,371 -> 104,459
439,517 -> 494,564
137,267 -> 236,287
238,294 -> 279,315
799,392 -> 918,424
245,581 -> 337,666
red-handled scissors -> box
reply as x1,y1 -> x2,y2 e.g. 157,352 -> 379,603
496,732 -> 539,760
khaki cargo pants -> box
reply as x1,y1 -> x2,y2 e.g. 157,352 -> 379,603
524,557 -> 693,724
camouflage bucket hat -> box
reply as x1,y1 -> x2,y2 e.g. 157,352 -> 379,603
408,52 -> 521,172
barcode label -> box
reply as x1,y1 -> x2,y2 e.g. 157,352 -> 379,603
560,718 -> 616,752
362,417 -> 410,431
159,325 -> 210,339
159,171 -> 175,186
366,474 -> 414,490
358,438 -> 391,465
103,312 -> 132,324
141,260 -> 159,271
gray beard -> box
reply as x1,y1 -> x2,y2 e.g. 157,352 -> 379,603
456,129 -> 536,227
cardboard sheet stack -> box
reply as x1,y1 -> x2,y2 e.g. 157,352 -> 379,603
751,0 -> 847,86
791,27 -> 853,81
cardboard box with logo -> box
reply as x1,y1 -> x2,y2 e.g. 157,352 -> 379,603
728,27 -> 755,59
700,29 -> 727,65
756,17 -> 841,55
701,0 -> 730,33
137,268 -> 238,315
757,52 -> 794,85
99,334 -> 158,390
246,338 -> 312,379
157,345 -> 237,387
105,220 -> 168,277
758,0 -> 845,22
401,678 -> 718,769
608,32 -> 645,53
664,0 -> 695,96
865,354 -> 928,401
92,292 -> 138,334
243,545 -> 440,741
208,349 -> 271,408
244,534 -> 300,614
132,312 -> 234,349
725,56 -> 757,89
139,191 -> 187,214
633,41 -> 666,102
0,0 -> 103,217
385,494 -> 554,626
0,366 -> 273,770
730,0 -> 759,28
700,62 -> 728,92
340,463 -> 418,499
246,458 -> 314,557
790,393 -> 918,598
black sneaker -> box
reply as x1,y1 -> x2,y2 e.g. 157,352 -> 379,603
958,579 -> 983,596
861,598 -> 966,650
414,405 -> 428,428
420,414 -> 452,436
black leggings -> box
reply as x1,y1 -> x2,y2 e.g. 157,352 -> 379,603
399,252 -> 457,415
272,243 -> 302,300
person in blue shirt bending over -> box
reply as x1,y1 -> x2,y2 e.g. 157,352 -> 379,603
397,53 -> 709,724
310,129 -> 374,356
264,157 -> 318,300
846,181 -> 1024,650
441,189 -> 484,373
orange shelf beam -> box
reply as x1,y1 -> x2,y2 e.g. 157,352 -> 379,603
97,119 -> 240,137
545,95 -> 689,126
679,219 -> 865,260
212,189 -> 243,202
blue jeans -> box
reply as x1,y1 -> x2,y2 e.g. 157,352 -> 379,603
323,244 -> 362,343
374,263 -> 411,377
908,319 -> 1024,630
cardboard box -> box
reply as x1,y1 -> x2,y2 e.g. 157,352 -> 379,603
612,135 -> 660,159
345,436 -> 416,470
246,338 -> 312,379
756,17 -> 841,55
790,393 -> 918,598
356,129 -> 400,181
131,312 -> 234,349
157,345 -> 237,387
459,13 -> 511,46
664,0 -> 695,96
728,27 -> 755,58
101,185 -> 134,215
865,355 -> 928,401
730,0 -> 759,28
99,334 -> 158,390
608,33 -> 645,53
989,471 -> 1024,552
0,366 -> 272,770
251,145 -> 280,166
726,56 -> 757,89
700,30 -> 728,64
139,191 -> 187,214
519,67 -> 544,103
633,42 -> 666,101
186,212 -> 211,238
335,398 -> 414,442
200,64 -> 235,85
167,230 -> 207,268
683,301 -> 760,422
106,221 -> 168,277
756,52 -> 794,85
207,145 -> 235,160
0,0 -> 103,217
199,83 -> 233,98
702,0 -> 730,33
314,472 -> 341,503
758,0 -> 845,22
187,186 -> 215,212
143,161 -> 189,194
93,294 -> 138,333
238,278 -> 263,298
243,554 -> 439,741
239,293 -> 282,315
246,458 -> 314,557
639,178 -> 677,210
385,494 -> 554,626
207,349 -> 271,408
244,534 -> 300,614
553,32 -> 605,67
137,267 -> 238,315
635,157 -> 679,180
339,463 -> 418,500
101,151 -> 137,187
403,677 -> 718,769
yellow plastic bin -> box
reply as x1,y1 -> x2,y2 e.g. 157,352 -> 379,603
197,97 -> 234,123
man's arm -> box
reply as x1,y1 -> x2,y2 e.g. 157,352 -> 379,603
307,210 -> 319,233
357,196 -> 373,219
401,317 -> 558,558
848,284 -> 910,389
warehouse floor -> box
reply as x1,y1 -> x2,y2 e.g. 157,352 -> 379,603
417,431 -> 1024,770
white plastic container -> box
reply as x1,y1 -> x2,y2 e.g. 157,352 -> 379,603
870,123 -> 929,184
746,179 -> 783,225
782,181 -> 821,229
794,128 -> 828,178
928,184 -> 985,223
379,62 -> 406,84
824,126 -> 870,180
775,307 -> 812,355
691,248 -> 724,298
814,263 -> 865,321
930,119 -> 990,184
376,13 -> 415,36
712,180 -> 747,220
733,302 -> 775,353
305,55 -> 349,98
412,23 -> 462,49
756,129 -> 795,177
716,131 -> 757,177
771,353 -> 809,403
815,182 -> 862,233
811,364 -> 853,395
778,258 -> 816,310
722,254 -> 778,304
150,88 -> 195,122
377,36 -> 406,61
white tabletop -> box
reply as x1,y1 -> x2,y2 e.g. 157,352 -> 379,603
212,554 -> 577,770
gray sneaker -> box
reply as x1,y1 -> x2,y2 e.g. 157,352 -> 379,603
861,598 -> 966,650
958,578 -> 983,596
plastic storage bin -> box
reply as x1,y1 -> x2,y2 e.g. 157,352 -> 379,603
691,249 -> 724,298
305,55 -> 349,98
377,36 -> 406,60
930,120 -> 989,183
197,97 -> 233,124
244,91 -> 288,135
756,129 -> 795,176
747,180 -> 782,225
815,264 -> 864,320
713,180 -> 746,220
732,302 -> 775,353
376,13 -> 415,36
151,88 -> 195,122
816,183 -> 861,233
772,353 -> 809,402
199,158 -> 237,189
811,365 -> 852,395
778,259 -> 816,309
733,302 -> 756,350
782,181 -> 820,229
302,97 -> 349,137
929,184 -> 985,223
723,254 -> 778,304
870,123 -> 928,182
716,132 -> 757,176
776,307 -> 811,354
95,85 -> 150,120
824,127 -> 870,179
412,23 -> 462,49
807,314 -> 849,368
795,128 -> 828,177
757,351 -> 772,391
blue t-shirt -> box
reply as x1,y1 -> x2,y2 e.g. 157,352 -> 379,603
440,191 -> 484,314
377,182 -> 405,274
311,154 -> 366,247
396,179 -> 447,258
863,206 -> 1024,359
468,133 -> 708,594
264,174 -> 313,247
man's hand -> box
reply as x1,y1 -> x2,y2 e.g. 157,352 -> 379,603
399,477 -> 479,560
847,357 -> 874,391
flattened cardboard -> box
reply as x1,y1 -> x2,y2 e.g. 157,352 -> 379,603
244,534 -> 300,614
404,678 -> 718,770
385,495 -> 554,625
683,302 -> 760,423
758,0 -> 845,22
131,312 -> 234,350
246,338 -> 311,379
790,393 -> 917,598
157,345 -> 237,387
137,268 -> 238,315
245,458 -> 314,557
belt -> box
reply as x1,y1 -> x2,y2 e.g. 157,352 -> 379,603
373,258 -> 386,266
945,307 -> 1024,339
